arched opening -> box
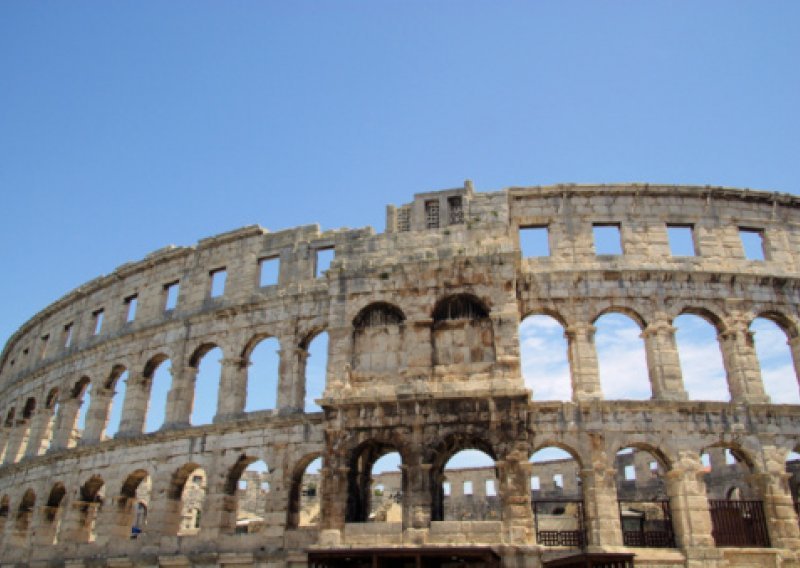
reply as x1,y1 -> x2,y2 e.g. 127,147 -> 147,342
435,447 -> 499,522
614,446 -> 675,548
432,294 -> 495,368
750,317 -> 800,404
77,475 -> 105,543
13,489 -> 36,541
786,448 -> 800,524
42,483 -> 66,544
22,397 -> 35,420
228,457 -> 270,534
71,377 -> 92,447
287,455 -> 322,529
0,495 -> 9,535
369,452 -> 403,523
352,303 -> 406,376
144,356 -> 171,433
172,465 -> 206,536
244,336 -> 280,412
519,314 -> 570,401
44,388 -> 59,452
104,366 -> 127,438
529,446 -> 584,548
190,344 -> 222,425
674,313 -> 728,401
594,312 -> 649,399
120,470 -> 151,538
700,446 -> 769,547
345,442 -> 403,524
304,331 -> 328,413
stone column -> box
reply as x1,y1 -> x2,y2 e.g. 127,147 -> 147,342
164,365 -> 197,428
30,505 -> 64,546
93,496 -> 135,544
498,454 -> 534,545
642,320 -> 688,401
580,465 -> 623,547
718,322 -> 770,404
143,478 -> 183,537
278,338 -> 308,413
748,447 -> 800,551
116,374 -> 150,437
565,323 -> 603,402
80,388 -> 113,444
215,358 -> 248,421
198,490 -> 237,538
664,452 -> 717,550
49,396 -> 82,451
57,500 -> 98,543
2,418 -> 30,464
24,408 -> 55,458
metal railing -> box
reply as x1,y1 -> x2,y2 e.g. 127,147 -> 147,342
532,499 -> 586,548
618,499 -> 676,548
709,499 -> 770,548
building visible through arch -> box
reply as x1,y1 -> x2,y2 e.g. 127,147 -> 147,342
1,182 -> 800,566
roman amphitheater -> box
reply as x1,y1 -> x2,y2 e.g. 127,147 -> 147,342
1,183 -> 800,567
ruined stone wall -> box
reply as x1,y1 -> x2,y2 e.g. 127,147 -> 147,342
0,183 -> 799,567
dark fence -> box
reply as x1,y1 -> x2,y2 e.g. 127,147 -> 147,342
618,499 -> 676,548
532,499 -> 586,548
709,500 -> 770,548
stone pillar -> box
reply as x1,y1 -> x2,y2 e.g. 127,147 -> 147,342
164,365 -> 197,428
57,500 -> 99,543
31,505 -> 64,546
498,453 -> 534,545
748,448 -> 800,551
278,338 -> 308,413
215,358 -> 248,421
580,465 -> 623,547
24,408 -> 55,458
50,396 -> 82,451
93,496 -> 135,544
664,452 -> 716,550
565,323 -> 603,401
718,322 -> 770,404
80,388 -> 113,444
404,461 -> 433,532
642,320 -> 688,401
787,336 -> 800,400
116,374 -> 150,437
198,491 -> 237,538
319,464 -> 347,532
2,419 -> 30,464
143,480 -> 183,537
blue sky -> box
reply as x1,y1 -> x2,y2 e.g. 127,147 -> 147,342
3,3 -> 800,471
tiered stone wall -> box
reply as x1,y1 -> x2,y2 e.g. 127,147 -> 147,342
0,182 -> 799,567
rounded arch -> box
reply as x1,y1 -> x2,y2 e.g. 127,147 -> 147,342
429,433 -> 499,471
121,469 -> 150,499
750,310 -> 799,339
143,353 -> 170,379
591,305 -> 647,330
80,475 -> 105,503
189,342 -> 221,368
521,308 -> 569,329
345,439 -> 406,524
240,331 -> 278,362
17,488 -> 35,513
613,442 -> 673,471
21,397 -> 36,419
225,454 -> 264,496
105,364 -> 128,389
529,441 -> 584,468
700,442 -> 757,472
432,293 -> 490,322
168,462 -> 203,500
353,302 -> 406,329
287,452 -> 323,529
70,376 -> 91,399
46,482 -> 66,508
674,306 -> 726,333
45,388 -> 59,409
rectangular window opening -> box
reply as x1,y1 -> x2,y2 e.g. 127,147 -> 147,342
593,224 -> 623,255
397,207 -> 411,232
63,323 -> 74,348
448,196 -> 464,225
210,268 -> 227,297
667,225 -> 696,256
443,481 -> 451,497
259,256 -> 280,287
164,281 -> 180,311
553,474 -> 564,489
739,228 -> 766,261
530,476 -> 540,491
92,310 -> 104,335
624,465 -> 636,481
485,479 -> 496,497
315,247 -> 334,278
125,295 -> 138,322
40,335 -> 49,359
425,199 -> 440,229
520,226 -> 550,257
463,481 -> 473,496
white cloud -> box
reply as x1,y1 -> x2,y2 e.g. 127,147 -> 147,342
520,315 -> 571,400
595,314 -> 650,399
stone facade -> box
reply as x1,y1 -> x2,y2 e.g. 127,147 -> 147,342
0,182 -> 799,566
